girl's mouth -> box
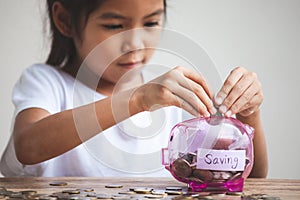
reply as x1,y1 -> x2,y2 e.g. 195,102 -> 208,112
117,60 -> 144,69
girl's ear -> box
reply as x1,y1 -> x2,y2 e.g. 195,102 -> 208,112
52,2 -> 72,37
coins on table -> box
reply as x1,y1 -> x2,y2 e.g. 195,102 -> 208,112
0,185 -> 282,200
242,193 -> 281,200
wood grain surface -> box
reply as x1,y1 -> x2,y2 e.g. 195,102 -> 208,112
0,177 -> 299,199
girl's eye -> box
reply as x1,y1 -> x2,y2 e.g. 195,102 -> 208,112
102,24 -> 123,30
144,21 -> 160,27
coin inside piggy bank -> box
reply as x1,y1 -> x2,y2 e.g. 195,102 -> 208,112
162,116 -> 254,192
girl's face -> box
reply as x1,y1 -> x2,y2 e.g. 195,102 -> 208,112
74,0 -> 165,89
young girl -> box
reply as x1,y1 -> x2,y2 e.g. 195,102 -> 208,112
0,0 -> 268,177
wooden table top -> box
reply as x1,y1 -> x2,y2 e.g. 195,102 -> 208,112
0,177 -> 300,200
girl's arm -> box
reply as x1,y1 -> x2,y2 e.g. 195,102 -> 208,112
237,110 -> 268,178
14,89 -> 138,165
215,67 -> 268,178
14,66 -> 216,165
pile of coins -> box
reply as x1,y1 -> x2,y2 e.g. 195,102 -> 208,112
242,194 -> 281,200
170,152 -> 246,183
0,183 -> 281,200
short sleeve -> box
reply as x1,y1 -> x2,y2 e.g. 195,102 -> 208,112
12,64 -> 64,115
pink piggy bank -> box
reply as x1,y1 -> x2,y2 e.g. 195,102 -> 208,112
162,116 -> 254,192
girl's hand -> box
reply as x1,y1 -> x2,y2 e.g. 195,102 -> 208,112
214,67 -> 263,117
133,66 -> 216,117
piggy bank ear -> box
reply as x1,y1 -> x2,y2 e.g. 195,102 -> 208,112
161,148 -> 169,166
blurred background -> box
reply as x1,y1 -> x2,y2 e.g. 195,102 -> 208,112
0,0 -> 299,178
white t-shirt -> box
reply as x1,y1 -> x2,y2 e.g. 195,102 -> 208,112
0,64 -> 183,177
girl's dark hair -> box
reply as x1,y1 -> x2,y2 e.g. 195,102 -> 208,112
46,0 -> 167,72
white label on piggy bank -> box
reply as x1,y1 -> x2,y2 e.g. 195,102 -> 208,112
197,149 -> 246,171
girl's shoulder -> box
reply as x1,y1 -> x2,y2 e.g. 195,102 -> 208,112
12,63 -> 78,114
22,63 -> 75,85
25,63 -> 68,76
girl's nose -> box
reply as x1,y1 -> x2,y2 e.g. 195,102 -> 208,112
121,29 -> 146,53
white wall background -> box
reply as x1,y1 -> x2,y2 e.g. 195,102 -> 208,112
0,0 -> 299,178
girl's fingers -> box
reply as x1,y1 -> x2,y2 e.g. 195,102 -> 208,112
173,94 -> 200,117
177,76 -> 216,115
215,67 -> 245,105
176,66 -> 214,99
147,66 -> 216,116
238,94 -> 262,116
224,82 -> 257,116
171,83 -> 210,117
240,94 -> 262,110
221,74 -> 256,115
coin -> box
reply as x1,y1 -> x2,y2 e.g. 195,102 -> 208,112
95,194 -> 113,199
105,184 -> 123,189
21,190 -> 38,196
165,187 -> 182,191
130,198 -> 149,200
226,191 -> 244,196
81,192 -> 96,197
49,182 -> 68,186
197,196 -> 213,200
79,188 -> 94,192
76,198 -> 97,200
64,195 -> 81,200
172,196 -> 192,200
133,188 -> 152,194
8,192 -> 23,198
62,190 -> 81,194
96,198 -> 114,200
211,193 -> 226,197
173,193 -> 201,200
151,190 -> 166,196
171,158 -> 192,178
50,192 -> 66,198
228,172 -> 242,181
186,176 -> 204,183
192,169 -> 213,182
39,196 -> 58,200
128,187 -> 139,191
261,197 -> 281,200
112,194 -> 131,200
165,190 -> 182,195
243,194 -> 281,200
144,194 -> 164,199
118,191 -> 135,195
181,152 -> 197,165
26,194 -> 42,200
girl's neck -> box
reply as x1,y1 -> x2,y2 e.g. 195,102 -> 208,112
62,60 -> 143,96
97,71 -> 144,96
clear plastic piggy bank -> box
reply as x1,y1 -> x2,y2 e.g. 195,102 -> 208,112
162,116 -> 254,192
